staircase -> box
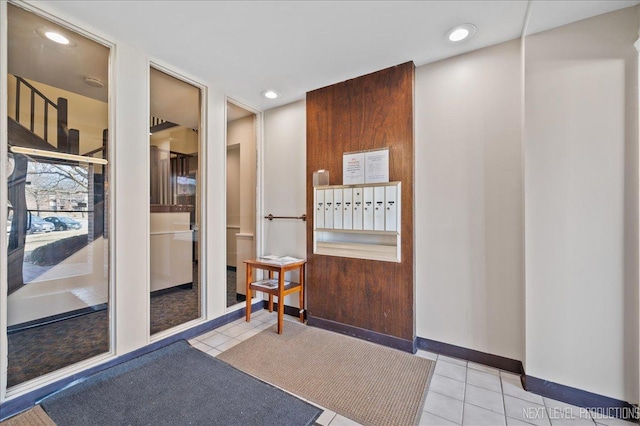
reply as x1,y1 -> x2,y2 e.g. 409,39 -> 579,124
10,75 -> 80,154
7,75 -> 82,295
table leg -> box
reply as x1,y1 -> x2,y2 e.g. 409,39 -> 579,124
268,271 -> 274,312
245,264 -> 252,322
277,272 -> 284,334
299,264 -> 305,323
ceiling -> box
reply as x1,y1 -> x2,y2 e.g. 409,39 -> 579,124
150,67 -> 200,129
227,102 -> 255,123
17,0 -> 640,111
8,3 -> 109,102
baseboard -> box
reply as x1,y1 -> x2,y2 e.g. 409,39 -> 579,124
0,300 -> 265,421
416,337 -> 524,376
7,304 -> 108,335
414,337 -> 637,423
307,315 -> 415,353
150,282 -> 193,297
263,300 -> 306,320
524,375 -> 639,422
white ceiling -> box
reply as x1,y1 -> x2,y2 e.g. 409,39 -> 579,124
21,0 -> 640,111
150,67 -> 200,129
8,3 -> 109,102
227,102 -> 255,123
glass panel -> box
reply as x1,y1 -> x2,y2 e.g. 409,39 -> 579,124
225,102 -> 256,307
6,4 -> 110,387
149,68 -> 201,334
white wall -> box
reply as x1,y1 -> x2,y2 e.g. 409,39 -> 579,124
226,144 -> 240,229
226,145 -> 240,266
414,39 -> 524,362
524,7 -> 639,402
204,85 -> 228,322
262,100 -> 306,308
226,114 -> 256,293
112,43 -> 151,352
227,115 -> 256,233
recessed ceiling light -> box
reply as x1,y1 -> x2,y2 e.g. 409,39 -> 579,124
446,24 -> 476,43
36,27 -> 76,47
262,90 -> 279,99
84,77 -> 104,88
45,31 -> 69,45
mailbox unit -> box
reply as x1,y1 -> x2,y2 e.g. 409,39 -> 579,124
313,182 -> 401,262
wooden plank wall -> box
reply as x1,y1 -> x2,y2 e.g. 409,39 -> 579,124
306,62 -> 415,347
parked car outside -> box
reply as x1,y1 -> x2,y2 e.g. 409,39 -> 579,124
28,216 -> 55,234
44,216 -> 82,231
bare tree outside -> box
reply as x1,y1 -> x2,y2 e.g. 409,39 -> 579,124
25,162 -> 88,216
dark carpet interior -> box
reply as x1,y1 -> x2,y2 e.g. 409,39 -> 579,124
226,268 -> 246,307
40,340 -> 322,426
8,264 -> 200,387
150,262 -> 200,334
149,284 -> 199,335
8,267 -> 246,388
7,310 -> 109,388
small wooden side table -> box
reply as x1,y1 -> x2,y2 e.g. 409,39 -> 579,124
244,258 -> 306,334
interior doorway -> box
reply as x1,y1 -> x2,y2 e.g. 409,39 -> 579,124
226,101 -> 257,307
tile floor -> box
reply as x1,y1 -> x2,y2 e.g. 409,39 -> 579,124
188,310 -> 637,426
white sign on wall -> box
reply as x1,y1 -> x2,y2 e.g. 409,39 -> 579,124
343,152 -> 365,185
343,148 -> 390,185
364,149 -> 389,183
342,148 -> 389,185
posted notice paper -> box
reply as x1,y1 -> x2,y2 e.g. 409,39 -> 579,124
364,149 -> 389,183
343,152 -> 365,185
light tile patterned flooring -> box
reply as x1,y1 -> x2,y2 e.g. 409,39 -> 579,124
188,310 -> 636,426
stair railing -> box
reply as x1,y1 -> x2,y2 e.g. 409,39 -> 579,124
14,75 -> 74,153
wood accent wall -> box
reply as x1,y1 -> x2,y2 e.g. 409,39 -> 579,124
306,62 -> 415,345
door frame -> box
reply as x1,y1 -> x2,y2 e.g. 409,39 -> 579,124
224,97 -> 263,312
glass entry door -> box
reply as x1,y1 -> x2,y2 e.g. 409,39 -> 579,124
6,3 -> 111,388
149,67 -> 202,335
225,101 -> 257,307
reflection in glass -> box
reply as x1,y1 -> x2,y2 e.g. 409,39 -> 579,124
149,68 -> 201,335
6,4 -> 110,387
225,102 -> 257,307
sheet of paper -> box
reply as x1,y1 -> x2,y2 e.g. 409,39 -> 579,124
365,149 -> 389,183
258,255 -> 304,265
343,152 -> 365,185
